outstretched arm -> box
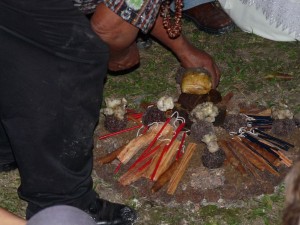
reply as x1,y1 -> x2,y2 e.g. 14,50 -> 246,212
90,2 -> 220,88
150,16 -> 220,88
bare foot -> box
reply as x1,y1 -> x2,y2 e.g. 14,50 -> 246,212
108,42 -> 140,71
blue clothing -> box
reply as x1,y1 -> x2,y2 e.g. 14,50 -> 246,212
27,206 -> 97,225
183,0 -> 214,10
171,0 -> 213,11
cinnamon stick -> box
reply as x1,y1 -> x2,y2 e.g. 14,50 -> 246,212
117,123 -> 173,164
118,160 -> 151,186
151,158 -> 181,193
167,143 -> 197,195
238,137 -> 280,176
143,145 -> 166,179
97,145 -> 125,165
227,138 -> 261,180
241,137 -> 280,167
151,140 -> 181,181
218,140 -> 247,175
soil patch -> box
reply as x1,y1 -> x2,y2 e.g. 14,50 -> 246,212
93,100 -> 300,209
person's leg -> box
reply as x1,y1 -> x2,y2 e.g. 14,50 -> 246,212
181,0 -> 234,35
0,1 -> 136,224
0,121 -> 17,172
27,205 -> 96,225
0,207 -> 26,225
0,27 -> 103,216
0,25 -> 136,225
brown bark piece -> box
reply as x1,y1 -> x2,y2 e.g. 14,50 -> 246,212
151,140 -> 181,181
241,138 -> 281,167
118,163 -> 148,186
234,137 -> 280,176
227,139 -> 261,180
117,123 -> 173,164
151,159 -> 181,193
167,143 -> 197,195
143,145 -> 166,179
97,145 -> 125,165
218,140 -> 247,175
231,137 -> 267,171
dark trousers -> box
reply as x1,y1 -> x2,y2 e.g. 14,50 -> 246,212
0,0 -> 109,218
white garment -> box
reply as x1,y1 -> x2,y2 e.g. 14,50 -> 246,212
218,0 -> 300,41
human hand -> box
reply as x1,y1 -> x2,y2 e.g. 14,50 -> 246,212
179,47 -> 221,89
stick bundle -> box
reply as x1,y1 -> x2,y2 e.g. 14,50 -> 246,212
167,143 -> 197,195
219,129 -> 293,178
117,123 -> 173,164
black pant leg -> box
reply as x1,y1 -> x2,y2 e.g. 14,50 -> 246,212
0,120 -> 14,163
0,0 -> 109,218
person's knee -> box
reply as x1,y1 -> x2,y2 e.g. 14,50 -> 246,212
91,3 -> 139,50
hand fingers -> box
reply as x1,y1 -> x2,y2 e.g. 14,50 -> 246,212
213,63 -> 221,88
204,63 -> 220,89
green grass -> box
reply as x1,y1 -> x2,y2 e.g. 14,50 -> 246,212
0,19 -> 299,223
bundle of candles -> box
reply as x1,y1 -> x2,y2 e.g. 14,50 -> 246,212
219,126 -> 293,179
245,115 -> 274,130
97,111 -> 196,195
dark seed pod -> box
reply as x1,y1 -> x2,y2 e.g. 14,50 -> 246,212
202,148 -> 225,169
223,114 -> 247,133
104,115 -> 127,133
172,107 -> 193,129
190,121 -> 214,144
142,106 -> 166,126
271,119 -> 296,136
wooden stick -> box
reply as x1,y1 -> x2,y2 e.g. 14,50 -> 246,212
128,142 -> 163,171
241,137 -> 280,167
244,133 -> 292,167
231,137 -> 267,171
117,123 -> 173,164
227,139 -> 261,180
167,143 -> 197,195
152,140 -> 181,181
127,115 -> 142,124
150,123 -> 186,180
218,140 -> 247,175
143,145 -> 166,179
96,144 -> 125,165
270,149 -> 293,167
243,134 -> 280,167
151,158 -> 182,193
118,141 -> 166,185
118,159 -> 151,186
233,137 -> 279,176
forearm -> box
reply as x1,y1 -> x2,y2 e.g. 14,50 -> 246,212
150,15 -> 220,87
91,3 -> 139,51
150,16 -> 188,55
0,208 -> 26,225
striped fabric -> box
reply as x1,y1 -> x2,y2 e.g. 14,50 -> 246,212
73,0 -> 163,33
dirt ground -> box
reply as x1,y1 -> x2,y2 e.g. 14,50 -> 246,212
92,93 -> 300,224
1,9 -> 299,224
